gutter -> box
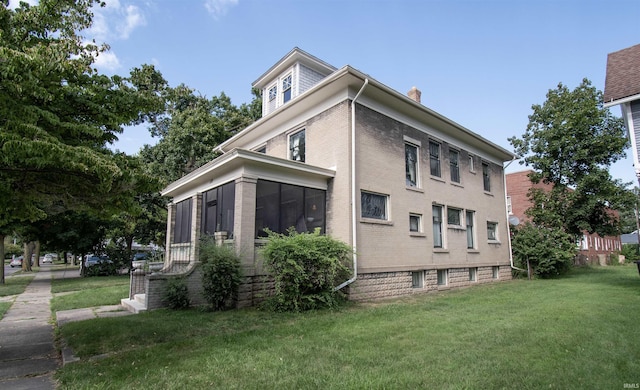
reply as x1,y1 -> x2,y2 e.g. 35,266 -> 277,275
335,78 -> 369,291
504,156 -> 527,272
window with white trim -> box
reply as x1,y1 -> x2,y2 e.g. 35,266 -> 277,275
469,267 -> 477,282
409,213 -> 422,233
447,207 -> 462,226
282,74 -> 292,103
450,149 -> 460,183
429,141 -> 441,177
466,210 -> 475,249
405,142 -> 419,187
487,221 -> 498,241
361,191 -> 388,220
289,129 -> 305,162
507,196 -> 513,215
433,205 -> 443,248
412,271 -> 423,288
482,162 -> 491,192
437,269 -> 448,286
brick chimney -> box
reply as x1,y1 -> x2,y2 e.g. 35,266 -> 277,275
408,86 -> 421,104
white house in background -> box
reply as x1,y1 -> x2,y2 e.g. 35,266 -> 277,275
127,48 -> 517,310
604,43 -> 640,185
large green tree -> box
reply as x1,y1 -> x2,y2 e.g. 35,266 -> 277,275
509,78 -> 633,239
0,0 -> 166,282
140,86 -> 261,184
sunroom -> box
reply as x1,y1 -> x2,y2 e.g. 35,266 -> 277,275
161,148 -> 336,276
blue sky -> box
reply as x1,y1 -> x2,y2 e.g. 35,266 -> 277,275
11,0 -> 640,185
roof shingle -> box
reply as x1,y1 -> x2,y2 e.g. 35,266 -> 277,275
604,43 -> 640,104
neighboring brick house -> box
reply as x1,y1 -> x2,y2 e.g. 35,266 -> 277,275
506,170 -> 622,265
604,43 -> 640,185
125,48 -> 517,311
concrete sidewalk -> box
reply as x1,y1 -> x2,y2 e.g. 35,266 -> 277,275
0,266 -> 133,389
0,267 -> 58,389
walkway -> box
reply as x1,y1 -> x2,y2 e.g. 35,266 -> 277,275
0,267 -> 58,389
0,266 -> 132,389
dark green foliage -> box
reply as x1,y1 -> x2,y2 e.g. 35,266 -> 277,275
509,79 -> 632,238
199,237 -> 242,311
620,244 -> 640,263
163,277 -> 190,310
511,223 -> 576,278
84,261 -> 117,277
261,229 -> 352,312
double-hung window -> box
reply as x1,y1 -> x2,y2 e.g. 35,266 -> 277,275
487,222 -> 498,241
282,74 -> 292,103
482,162 -> 491,192
450,149 -> 460,183
409,214 -> 422,232
429,141 -> 441,177
405,143 -> 419,187
289,129 -> 305,162
432,205 -> 443,248
466,210 -> 475,249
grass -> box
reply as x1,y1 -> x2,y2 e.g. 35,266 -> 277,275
0,274 -> 35,297
50,274 -> 130,312
55,265 -> 640,389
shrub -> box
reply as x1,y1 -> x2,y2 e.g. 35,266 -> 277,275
261,228 -> 352,312
163,277 -> 190,310
511,223 -> 576,278
85,261 -> 118,277
620,244 -> 640,263
199,237 -> 243,311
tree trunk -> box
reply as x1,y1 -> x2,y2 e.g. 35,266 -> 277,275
23,242 -> 34,272
0,234 -> 5,285
34,241 -> 41,267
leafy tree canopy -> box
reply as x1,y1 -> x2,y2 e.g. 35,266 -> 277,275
509,78 -> 634,238
0,0 -> 167,229
140,86 -> 261,184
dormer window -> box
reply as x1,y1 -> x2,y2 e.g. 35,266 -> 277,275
268,85 -> 277,101
282,74 -> 292,103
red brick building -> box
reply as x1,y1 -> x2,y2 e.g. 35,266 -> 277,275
506,170 -> 622,265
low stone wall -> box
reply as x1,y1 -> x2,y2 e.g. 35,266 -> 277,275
142,265 -> 513,310
349,265 -> 512,301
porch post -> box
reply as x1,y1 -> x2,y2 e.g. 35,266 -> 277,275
234,176 -> 257,274
191,193 -> 203,263
165,202 -> 175,264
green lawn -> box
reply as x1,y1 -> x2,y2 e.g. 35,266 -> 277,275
50,274 -> 130,312
0,275 -> 34,297
56,265 -> 640,389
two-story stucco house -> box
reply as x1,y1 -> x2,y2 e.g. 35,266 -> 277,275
135,48 -> 516,310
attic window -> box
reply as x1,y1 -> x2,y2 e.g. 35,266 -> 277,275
282,74 -> 292,103
268,85 -> 277,101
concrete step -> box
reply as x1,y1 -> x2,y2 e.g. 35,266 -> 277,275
120,298 -> 146,314
134,293 -> 146,305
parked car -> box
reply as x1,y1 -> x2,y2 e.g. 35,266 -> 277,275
42,254 -> 55,264
9,256 -> 34,267
84,255 -> 112,268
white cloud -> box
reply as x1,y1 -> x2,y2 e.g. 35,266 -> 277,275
93,50 -> 121,72
88,0 -> 146,42
204,0 -> 239,19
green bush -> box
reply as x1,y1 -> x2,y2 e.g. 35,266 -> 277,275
163,277 -> 190,310
261,228 -> 352,312
199,237 -> 243,311
85,261 -> 118,277
511,223 -> 576,278
620,244 -> 640,263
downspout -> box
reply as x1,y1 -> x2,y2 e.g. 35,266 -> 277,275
335,78 -> 369,291
504,156 -> 526,272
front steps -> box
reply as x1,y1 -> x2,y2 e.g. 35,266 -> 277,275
120,294 -> 147,313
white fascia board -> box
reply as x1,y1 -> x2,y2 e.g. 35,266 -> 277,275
219,67 -> 353,152
604,93 -> 640,108
162,149 -> 335,202
345,68 -> 516,164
